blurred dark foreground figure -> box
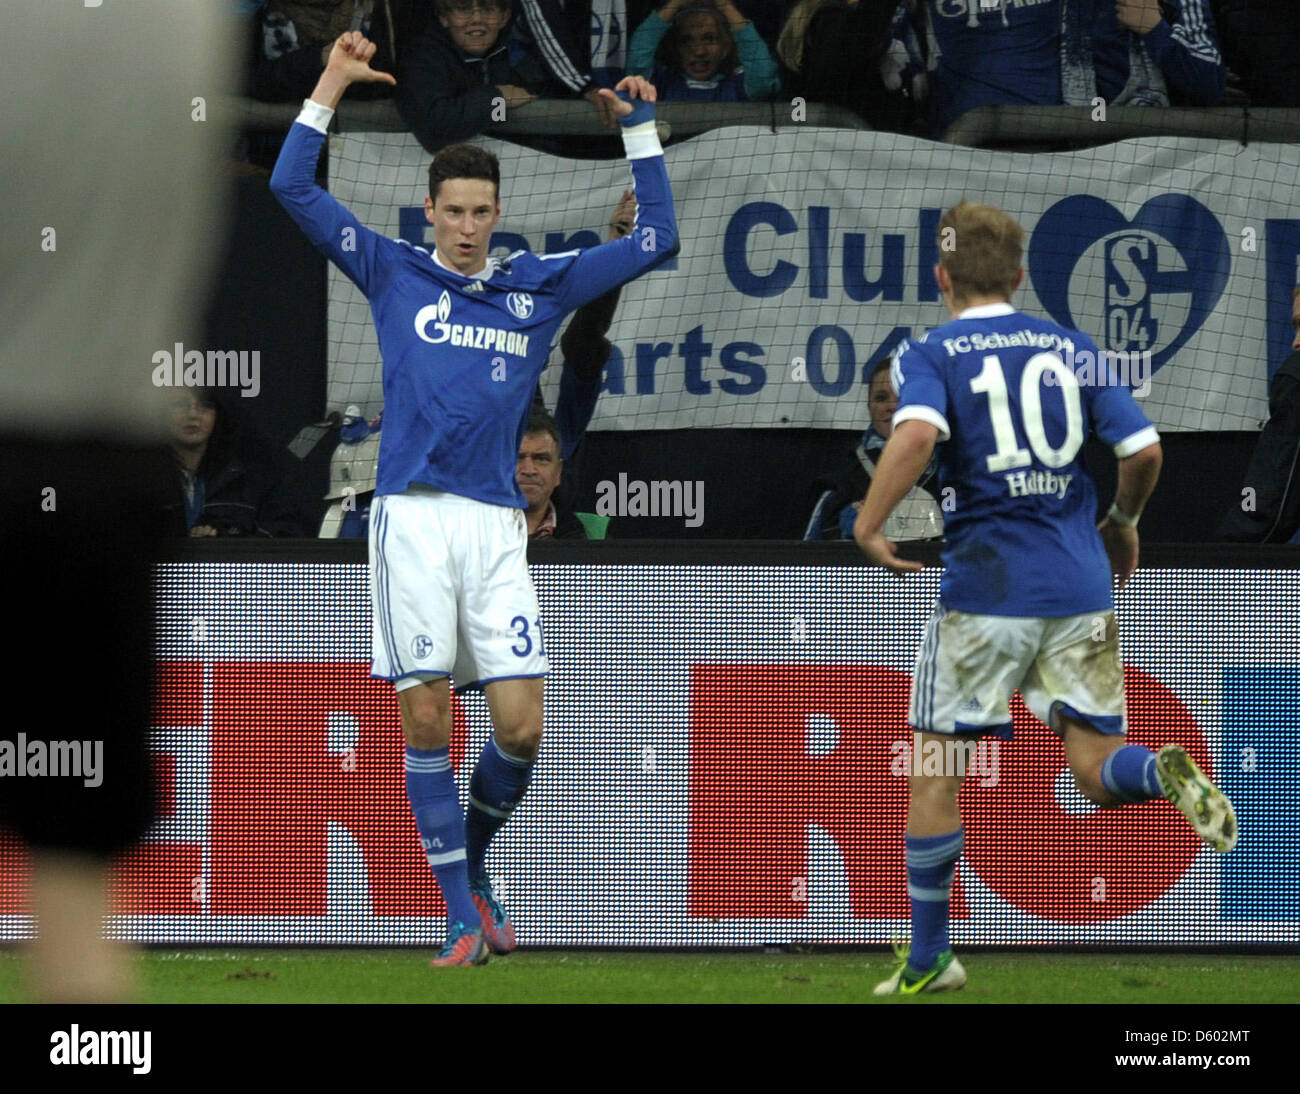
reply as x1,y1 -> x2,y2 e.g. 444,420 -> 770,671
0,2 -> 237,1001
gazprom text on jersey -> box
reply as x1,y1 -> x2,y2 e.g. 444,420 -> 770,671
415,311 -> 531,356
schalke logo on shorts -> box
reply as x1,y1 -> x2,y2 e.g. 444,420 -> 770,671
411,634 -> 433,659
1027,194 -> 1230,376
506,292 -> 534,320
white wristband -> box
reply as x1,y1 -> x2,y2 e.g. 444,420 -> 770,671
1108,503 -> 1139,527
296,99 -> 336,135
621,120 -> 663,160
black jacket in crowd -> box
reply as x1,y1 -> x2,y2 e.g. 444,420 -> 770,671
396,17 -> 556,152
1212,0 -> 1300,107
543,500 -> 590,539
164,401 -> 307,538
1218,349 -> 1300,543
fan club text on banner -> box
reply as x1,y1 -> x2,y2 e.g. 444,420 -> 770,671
327,130 -> 1300,433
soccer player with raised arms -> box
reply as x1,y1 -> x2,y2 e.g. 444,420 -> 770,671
854,201 -> 1237,995
271,32 -> 678,965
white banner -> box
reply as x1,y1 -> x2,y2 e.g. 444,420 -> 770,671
328,128 -> 1300,433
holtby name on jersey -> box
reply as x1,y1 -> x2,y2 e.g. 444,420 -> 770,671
1005,469 -> 1074,500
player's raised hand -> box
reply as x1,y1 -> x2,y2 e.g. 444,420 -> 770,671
1098,518 -> 1140,589
325,30 -> 398,87
598,75 -> 658,120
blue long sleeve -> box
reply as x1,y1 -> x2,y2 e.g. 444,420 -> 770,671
552,152 -> 679,314
269,119 -> 396,297
1140,3 -> 1226,106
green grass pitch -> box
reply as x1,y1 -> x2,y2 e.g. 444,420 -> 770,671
2,950 -> 1298,1004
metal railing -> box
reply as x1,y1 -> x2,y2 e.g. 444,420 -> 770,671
227,95 -> 1300,150
223,95 -> 868,141
940,105 -> 1300,148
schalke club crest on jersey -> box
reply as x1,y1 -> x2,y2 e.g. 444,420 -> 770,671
506,292 -> 534,320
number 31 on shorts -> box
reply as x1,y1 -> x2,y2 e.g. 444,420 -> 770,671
509,615 -> 546,657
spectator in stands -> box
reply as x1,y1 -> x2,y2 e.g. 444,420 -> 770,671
397,0 -> 555,151
248,0 -> 400,102
897,0 -> 1225,138
1213,0 -> 1300,106
165,387 -> 306,537
804,358 -> 942,541
519,409 -> 588,538
1097,0 -> 1226,107
778,0 -> 918,131
515,0 -> 627,123
1217,286 -> 1300,544
628,0 -> 781,102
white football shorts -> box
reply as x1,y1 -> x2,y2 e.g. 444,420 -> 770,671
369,487 -> 548,693
909,604 -> 1126,737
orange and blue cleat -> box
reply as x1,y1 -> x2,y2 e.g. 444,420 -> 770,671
470,876 -> 517,955
430,920 -> 489,967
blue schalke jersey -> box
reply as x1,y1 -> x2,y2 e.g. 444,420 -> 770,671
927,0 -> 1061,135
893,303 -> 1158,616
271,117 -> 678,506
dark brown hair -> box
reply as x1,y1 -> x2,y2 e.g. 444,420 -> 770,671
524,407 -> 562,453
428,143 -> 500,203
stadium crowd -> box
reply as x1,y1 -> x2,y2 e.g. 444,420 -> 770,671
239,0 -> 1299,145
215,1 -> 1300,543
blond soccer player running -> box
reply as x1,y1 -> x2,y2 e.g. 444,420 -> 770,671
854,201 -> 1237,995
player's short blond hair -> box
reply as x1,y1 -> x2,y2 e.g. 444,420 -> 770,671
1292,283 -> 1300,302
937,201 -> 1024,302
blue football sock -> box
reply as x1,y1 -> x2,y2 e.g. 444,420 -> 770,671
1100,745 -> 1163,803
906,829 -> 964,973
465,736 -> 534,881
405,746 -> 478,928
